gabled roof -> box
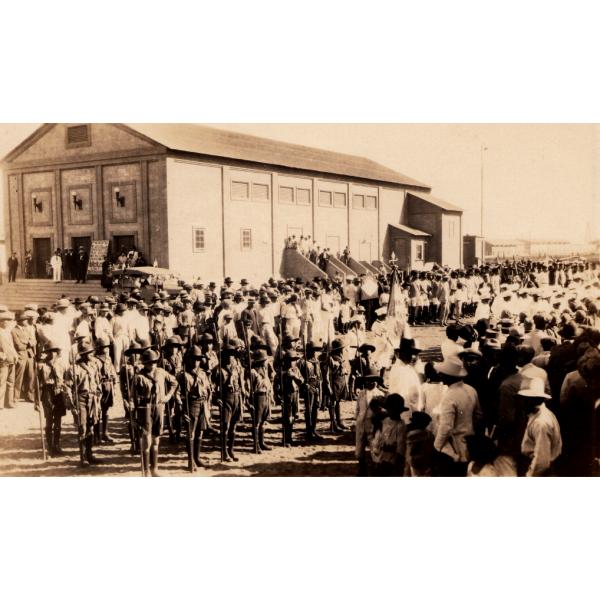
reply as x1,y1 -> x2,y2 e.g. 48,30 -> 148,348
127,124 -> 430,189
389,223 -> 431,237
407,191 -> 463,212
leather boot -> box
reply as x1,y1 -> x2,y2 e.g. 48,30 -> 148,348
253,427 -> 261,454
150,442 -> 160,476
101,413 -> 114,444
45,428 -> 54,457
227,441 -> 239,462
258,425 -> 271,451
142,448 -> 151,477
335,404 -> 348,431
193,437 -> 203,468
93,423 -> 101,445
329,407 -> 340,433
86,437 -> 102,465
186,439 -> 196,472
52,428 -> 64,456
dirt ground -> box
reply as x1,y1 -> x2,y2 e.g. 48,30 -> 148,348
0,324 -> 447,477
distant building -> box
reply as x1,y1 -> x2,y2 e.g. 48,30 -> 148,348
484,237 -> 594,260
1,124 -> 464,281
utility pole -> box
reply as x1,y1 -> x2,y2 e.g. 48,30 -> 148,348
480,143 -> 487,238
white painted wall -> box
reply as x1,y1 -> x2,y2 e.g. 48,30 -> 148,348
166,158 -> 224,282
378,187 -> 405,258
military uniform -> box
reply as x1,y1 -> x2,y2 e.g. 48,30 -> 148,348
281,353 -> 304,446
65,342 -> 102,466
180,349 -> 213,468
327,342 -> 349,432
298,346 -> 322,440
134,350 -> 178,476
250,352 -> 273,453
95,347 -> 118,443
220,350 -> 247,461
37,349 -> 67,456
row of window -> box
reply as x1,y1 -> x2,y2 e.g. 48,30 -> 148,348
193,227 -> 252,253
231,180 -> 378,210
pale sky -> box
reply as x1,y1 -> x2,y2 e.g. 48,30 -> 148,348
1,123 -> 597,242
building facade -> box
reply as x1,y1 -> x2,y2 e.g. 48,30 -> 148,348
2,124 -> 464,282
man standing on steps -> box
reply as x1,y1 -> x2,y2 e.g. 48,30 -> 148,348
7,252 -> 19,282
75,246 -> 89,284
50,249 -> 62,283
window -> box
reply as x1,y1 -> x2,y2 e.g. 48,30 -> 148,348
416,243 -> 424,261
279,186 -> 294,204
365,195 -> 377,209
353,193 -> 377,210
192,227 -> 206,253
279,186 -> 312,205
252,183 -> 270,202
241,228 -> 252,251
333,192 -> 347,208
319,190 -> 332,207
297,188 -> 311,205
66,124 -> 91,147
231,181 -> 250,200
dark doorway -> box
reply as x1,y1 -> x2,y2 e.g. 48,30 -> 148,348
113,235 -> 136,256
32,237 -> 52,278
72,236 -> 92,255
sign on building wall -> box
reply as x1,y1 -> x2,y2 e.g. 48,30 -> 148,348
88,240 -> 109,275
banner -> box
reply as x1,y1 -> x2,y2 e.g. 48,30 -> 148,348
87,240 -> 109,275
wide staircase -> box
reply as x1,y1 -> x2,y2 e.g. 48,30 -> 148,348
0,279 -> 108,311
280,248 -> 328,282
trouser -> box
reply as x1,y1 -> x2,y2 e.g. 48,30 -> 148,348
304,389 -> 319,437
282,392 -> 298,446
53,268 -> 61,282
112,336 -> 129,371
284,318 -> 301,339
15,354 -> 35,402
8,266 -> 17,282
76,400 -> 97,462
43,397 -> 63,453
251,393 -> 270,453
76,268 -> 87,283
0,363 -> 16,408
261,324 -> 278,356
223,393 -> 242,454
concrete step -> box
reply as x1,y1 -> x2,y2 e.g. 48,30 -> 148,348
0,279 -> 107,310
279,249 -> 327,282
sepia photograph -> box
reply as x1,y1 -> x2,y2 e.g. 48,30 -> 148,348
0,123 -> 598,478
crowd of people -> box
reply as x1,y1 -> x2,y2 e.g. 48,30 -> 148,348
0,257 -> 598,477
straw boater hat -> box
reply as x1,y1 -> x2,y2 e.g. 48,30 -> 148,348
0,311 -> 15,321
435,356 -> 467,378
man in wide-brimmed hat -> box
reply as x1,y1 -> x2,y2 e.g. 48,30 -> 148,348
297,341 -> 323,441
518,377 -> 562,476
325,339 -> 349,433
66,339 -> 102,467
281,350 -> 304,447
94,336 -> 118,445
12,311 -> 36,404
354,367 -> 386,476
387,337 -> 423,420
37,346 -> 67,457
249,349 -> 274,453
179,346 -> 213,470
134,348 -> 178,476
433,356 -> 483,475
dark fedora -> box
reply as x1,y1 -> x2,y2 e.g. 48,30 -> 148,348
396,337 -> 421,355
358,343 -> 376,354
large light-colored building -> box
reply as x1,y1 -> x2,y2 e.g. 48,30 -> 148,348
2,124 -> 464,281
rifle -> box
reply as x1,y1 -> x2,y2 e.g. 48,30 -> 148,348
34,361 -> 47,461
180,365 -> 196,473
212,321 -> 227,463
242,322 -> 258,454
157,332 -> 174,438
69,351 -> 86,467
277,322 -> 285,446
